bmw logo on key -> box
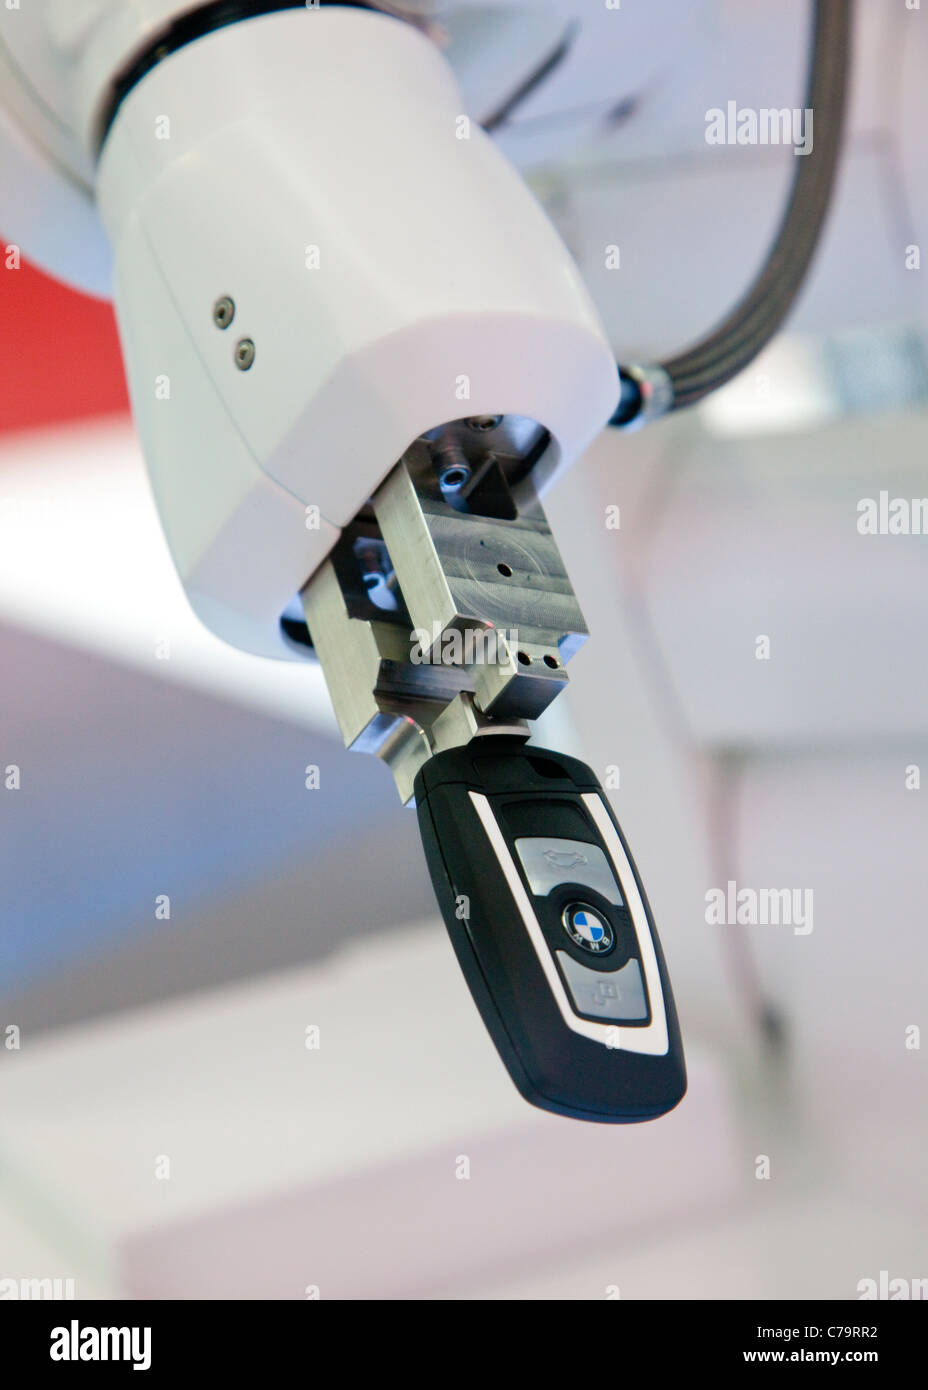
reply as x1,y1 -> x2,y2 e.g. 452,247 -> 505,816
562,902 -> 614,954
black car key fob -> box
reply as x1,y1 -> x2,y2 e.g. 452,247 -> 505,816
414,737 -> 686,1123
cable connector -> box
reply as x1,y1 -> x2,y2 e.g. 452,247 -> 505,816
609,363 -> 674,431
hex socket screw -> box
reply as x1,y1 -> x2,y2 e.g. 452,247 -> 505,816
234,338 -> 256,371
213,295 -> 235,329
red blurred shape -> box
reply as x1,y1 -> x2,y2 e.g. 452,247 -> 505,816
0,249 -> 129,434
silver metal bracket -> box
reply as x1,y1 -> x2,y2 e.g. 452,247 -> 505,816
300,416 -> 589,803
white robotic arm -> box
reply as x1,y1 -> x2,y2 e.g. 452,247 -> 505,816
95,8 -> 618,662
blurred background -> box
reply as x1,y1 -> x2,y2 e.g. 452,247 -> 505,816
0,0 -> 926,1299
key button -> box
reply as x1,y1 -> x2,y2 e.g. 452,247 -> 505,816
555,951 -> 649,1023
514,836 -> 624,905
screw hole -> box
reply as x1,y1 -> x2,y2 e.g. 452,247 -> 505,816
497,562 -> 513,577
543,654 -> 559,669
517,650 -> 531,665
440,466 -> 470,491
